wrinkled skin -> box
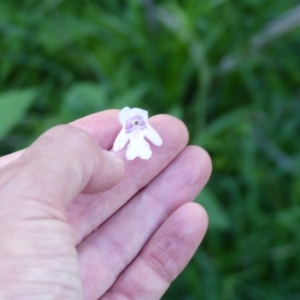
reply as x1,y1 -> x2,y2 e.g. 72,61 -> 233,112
0,110 -> 212,300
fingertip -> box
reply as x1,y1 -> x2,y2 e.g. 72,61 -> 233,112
104,150 -> 126,184
149,114 -> 189,148
83,150 -> 125,194
181,202 -> 209,241
196,146 -> 213,179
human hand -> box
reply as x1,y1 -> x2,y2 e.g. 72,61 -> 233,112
0,110 -> 212,300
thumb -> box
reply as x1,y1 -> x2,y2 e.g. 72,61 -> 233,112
0,125 -> 125,213
0,124 -> 125,299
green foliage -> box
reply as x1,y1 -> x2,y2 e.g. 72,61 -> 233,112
196,188 -> 230,231
1,0 -> 300,299
62,82 -> 109,122
0,88 -> 37,139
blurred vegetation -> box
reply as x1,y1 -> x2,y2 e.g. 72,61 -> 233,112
1,0 -> 300,299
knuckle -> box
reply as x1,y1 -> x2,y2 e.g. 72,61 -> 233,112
102,289 -> 135,300
41,124 -> 97,151
141,242 -> 180,283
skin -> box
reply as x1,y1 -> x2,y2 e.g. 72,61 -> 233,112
0,110 -> 212,300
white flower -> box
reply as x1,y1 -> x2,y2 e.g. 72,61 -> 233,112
113,107 -> 163,160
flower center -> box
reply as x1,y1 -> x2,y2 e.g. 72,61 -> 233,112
125,115 -> 147,133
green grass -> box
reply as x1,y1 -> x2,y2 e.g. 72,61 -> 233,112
1,1 -> 300,299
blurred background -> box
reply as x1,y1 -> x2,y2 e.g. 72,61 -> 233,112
1,0 -> 300,299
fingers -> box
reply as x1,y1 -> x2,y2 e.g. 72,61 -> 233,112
0,110 -> 190,246
0,124 -> 124,216
77,146 -> 212,300
0,109 -> 211,300
101,203 -> 208,300
67,114 -> 189,244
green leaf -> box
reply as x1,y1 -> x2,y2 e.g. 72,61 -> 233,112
195,188 -> 230,230
111,83 -> 150,109
0,88 -> 37,139
61,82 -> 109,122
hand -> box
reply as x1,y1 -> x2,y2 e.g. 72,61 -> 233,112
0,110 -> 212,300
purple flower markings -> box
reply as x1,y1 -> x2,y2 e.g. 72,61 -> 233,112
113,107 -> 163,160
125,115 -> 147,133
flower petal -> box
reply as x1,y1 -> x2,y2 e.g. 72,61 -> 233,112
118,107 -> 131,125
131,107 -> 149,120
114,107 -> 162,160
143,123 -> 163,147
126,136 -> 152,160
113,127 -> 130,152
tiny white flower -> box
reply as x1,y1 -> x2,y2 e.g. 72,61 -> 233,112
113,107 -> 163,160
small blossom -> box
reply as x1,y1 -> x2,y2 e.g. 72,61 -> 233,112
113,107 -> 163,160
